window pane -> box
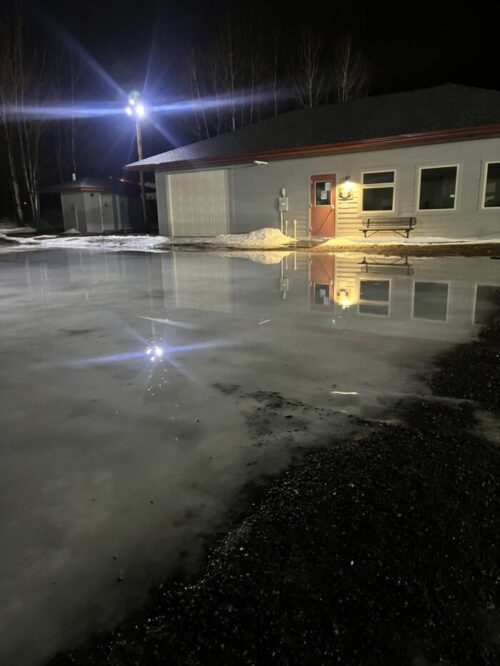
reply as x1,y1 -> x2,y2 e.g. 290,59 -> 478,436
419,167 -> 457,210
315,181 -> 332,206
314,283 -> 330,306
363,171 -> 395,184
360,280 -> 390,302
484,163 -> 500,208
413,282 -> 448,320
474,285 -> 499,324
362,187 -> 394,211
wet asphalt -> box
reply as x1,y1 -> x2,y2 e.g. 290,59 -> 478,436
49,294 -> 500,666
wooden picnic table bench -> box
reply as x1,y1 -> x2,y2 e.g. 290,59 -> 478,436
360,217 -> 416,238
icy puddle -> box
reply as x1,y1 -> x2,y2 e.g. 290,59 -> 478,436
0,249 -> 498,666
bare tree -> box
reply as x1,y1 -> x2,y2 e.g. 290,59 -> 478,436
294,26 -> 327,108
184,12 -> 285,139
334,33 -> 369,103
0,1 -> 51,226
186,47 -> 211,141
0,3 -> 25,223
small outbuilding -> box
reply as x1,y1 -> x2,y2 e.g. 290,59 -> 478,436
126,84 -> 500,240
45,177 -> 143,234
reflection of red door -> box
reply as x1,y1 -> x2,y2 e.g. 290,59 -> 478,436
309,255 -> 335,311
310,174 -> 336,237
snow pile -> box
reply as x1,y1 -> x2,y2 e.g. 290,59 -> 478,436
62,228 -> 82,235
212,228 -> 293,248
167,228 -> 294,249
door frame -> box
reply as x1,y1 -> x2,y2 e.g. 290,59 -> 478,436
309,172 -> 337,238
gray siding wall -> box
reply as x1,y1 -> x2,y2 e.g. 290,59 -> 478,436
155,171 -> 169,235
156,137 -> 500,239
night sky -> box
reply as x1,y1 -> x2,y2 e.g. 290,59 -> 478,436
3,0 -> 497,182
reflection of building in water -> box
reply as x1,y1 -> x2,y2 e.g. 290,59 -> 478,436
168,252 -> 500,345
171,252 -> 234,314
325,255 -> 500,342
309,256 -> 335,312
22,251 -> 500,353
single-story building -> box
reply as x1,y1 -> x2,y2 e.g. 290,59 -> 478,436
127,84 -> 500,240
44,178 -> 144,233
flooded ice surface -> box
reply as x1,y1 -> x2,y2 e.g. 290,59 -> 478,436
0,249 -> 499,666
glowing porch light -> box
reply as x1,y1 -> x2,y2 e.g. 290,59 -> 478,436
339,176 -> 354,201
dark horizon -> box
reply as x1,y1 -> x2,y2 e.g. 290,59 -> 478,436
0,0 -> 496,217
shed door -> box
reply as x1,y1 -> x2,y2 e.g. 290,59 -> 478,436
310,174 -> 336,237
100,194 -> 115,231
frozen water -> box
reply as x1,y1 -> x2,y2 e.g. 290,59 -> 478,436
0,249 -> 499,665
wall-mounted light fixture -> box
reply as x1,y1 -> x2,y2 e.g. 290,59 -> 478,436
338,176 -> 354,201
336,288 -> 352,309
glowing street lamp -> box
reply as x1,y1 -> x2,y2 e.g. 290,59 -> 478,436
125,91 -> 148,231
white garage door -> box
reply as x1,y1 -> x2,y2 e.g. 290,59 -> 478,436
167,169 -> 231,236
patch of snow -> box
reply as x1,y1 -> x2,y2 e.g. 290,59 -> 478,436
0,234 -> 170,253
0,224 -> 36,235
0,233 -> 39,246
316,235 -> 500,248
62,228 -> 82,235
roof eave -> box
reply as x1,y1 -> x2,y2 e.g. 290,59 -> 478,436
125,124 -> 500,173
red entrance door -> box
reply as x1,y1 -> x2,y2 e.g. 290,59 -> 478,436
310,174 -> 336,237
309,255 -> 335,312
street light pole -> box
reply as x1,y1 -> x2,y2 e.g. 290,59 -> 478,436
135,118 -> 148,232
126,91 -> 148,233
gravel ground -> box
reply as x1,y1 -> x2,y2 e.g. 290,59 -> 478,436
48,298 -> 500,666
309,244 -> 500,257
429,305 -> 500,412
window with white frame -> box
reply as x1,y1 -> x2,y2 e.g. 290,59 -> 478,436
483,163 -> 500,208
474,285 -> 498,324
418,166 -> 457,210
362,171 -> 395,212
413,282 -> 449,321
359,279 -> 390,315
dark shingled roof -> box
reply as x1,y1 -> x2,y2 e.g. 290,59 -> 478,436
127,84 -> 500,171
43,177 -> 142,195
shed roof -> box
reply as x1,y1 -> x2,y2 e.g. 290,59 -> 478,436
44,177 -> 145,195
126,84 -> 500,172
44,178 -> 116,193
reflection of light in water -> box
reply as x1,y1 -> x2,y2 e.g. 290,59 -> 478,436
336,288 -> 354,309
64,339 -> 237,370
146,345 -> 164,361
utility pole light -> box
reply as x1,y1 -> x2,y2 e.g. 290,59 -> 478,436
125,91 -> 148,232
